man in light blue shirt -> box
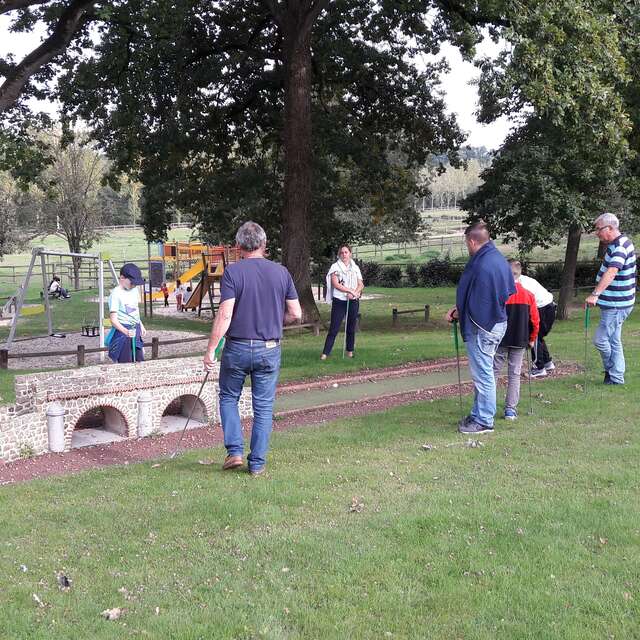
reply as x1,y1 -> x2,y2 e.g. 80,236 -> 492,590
585,212 -> 636,384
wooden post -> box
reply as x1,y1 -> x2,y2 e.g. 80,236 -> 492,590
424,304 -> 430,323
0,349 -> 8,370
392,307 -> 398,327
98,254 -> 105,363
77,344 -> 85,367
143,279 -> 148,317
152,337 -> 159,360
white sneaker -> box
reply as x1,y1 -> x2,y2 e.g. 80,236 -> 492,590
544,361 -> 555,371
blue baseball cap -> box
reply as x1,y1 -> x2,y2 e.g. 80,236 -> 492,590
120,263 -> 145,285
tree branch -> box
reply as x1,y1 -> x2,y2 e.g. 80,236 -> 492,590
0,0 -> 50,14
0,0 -> 95,112
435,0 -> 510,28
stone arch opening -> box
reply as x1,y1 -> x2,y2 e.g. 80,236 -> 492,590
160,394 -> 208,434
72,405 -> 129,448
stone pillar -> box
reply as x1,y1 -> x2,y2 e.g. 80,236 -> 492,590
137,391 -> 153,437
46,403 -> 66,453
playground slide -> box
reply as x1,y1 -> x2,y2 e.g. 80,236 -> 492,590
183,278 -> 204,310
150,261 -> 205,300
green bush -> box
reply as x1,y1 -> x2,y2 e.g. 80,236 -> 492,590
531,262 -> 564,290
356,260 -> 382,285
418,258 -> 464,287
378,265 -> 403,287
405,263 -> 420,287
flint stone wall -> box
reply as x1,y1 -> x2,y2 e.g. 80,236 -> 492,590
0,356 -> 253,463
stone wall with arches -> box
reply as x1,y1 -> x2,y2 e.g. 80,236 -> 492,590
0,356 -> 253,463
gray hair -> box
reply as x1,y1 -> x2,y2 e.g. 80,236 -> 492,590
235,221 -> 267,251
594,212 -> 619,229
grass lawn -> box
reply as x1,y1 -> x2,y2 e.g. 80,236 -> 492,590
1,368 -> 639,638
1,294 -> 639,638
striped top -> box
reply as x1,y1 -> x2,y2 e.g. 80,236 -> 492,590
596,234 -> 636,309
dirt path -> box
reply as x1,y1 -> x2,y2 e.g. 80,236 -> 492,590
0,360 -> 578,486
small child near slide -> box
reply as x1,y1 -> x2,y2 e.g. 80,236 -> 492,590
176,279 -> 185,312
160,282 -> 169,307
492,259 -> 540,420
107,263 -> 147,363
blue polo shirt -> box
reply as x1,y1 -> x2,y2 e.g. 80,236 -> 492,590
220,258 -> 298,340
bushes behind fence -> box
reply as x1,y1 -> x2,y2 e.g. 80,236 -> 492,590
417,258 -> 464,287
354,258 -> 601,289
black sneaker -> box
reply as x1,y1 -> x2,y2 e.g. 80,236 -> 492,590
458,415 -> 472,429
459,420 -> 494,434
530,367 -> 547,378
604,371 -> 611,384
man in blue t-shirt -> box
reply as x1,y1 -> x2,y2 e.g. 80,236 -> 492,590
204,222 -> 302,475
586,212 -> 636,385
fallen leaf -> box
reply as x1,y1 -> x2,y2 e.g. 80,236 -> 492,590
421,444 -> 434,451
349,496 -> 364,513
151,463 -> 161,469
198,459 -> 215,466
623,592 -> 633,601
155,607 -> 160,615
101,607 -> 123,621
19,564 -> 28,572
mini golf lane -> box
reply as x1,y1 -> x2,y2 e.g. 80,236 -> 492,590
275,365 -> 472,413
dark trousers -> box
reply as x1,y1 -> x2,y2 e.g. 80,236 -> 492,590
323,298 -> 359,355
533,302 -> 556,368
163,295 -> 169,307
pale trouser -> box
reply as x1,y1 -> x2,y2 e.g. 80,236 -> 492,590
493,346 -> 525,411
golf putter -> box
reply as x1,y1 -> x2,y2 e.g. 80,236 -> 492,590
452,319 -> 464,423
169,337 -> 225,459
525,348 -> 534,415
583,305 -> 591,393
342,297 -> 350,359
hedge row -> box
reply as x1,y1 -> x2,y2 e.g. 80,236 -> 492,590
355,258 -> 601,289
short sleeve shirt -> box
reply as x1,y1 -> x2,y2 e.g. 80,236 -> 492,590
220,258 -> 298,340
108,285 -> 141,325
596,234 -> 636,309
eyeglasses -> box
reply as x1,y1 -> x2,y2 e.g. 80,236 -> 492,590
594,225 -> 610,233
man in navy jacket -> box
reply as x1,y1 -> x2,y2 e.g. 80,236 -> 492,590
446,222 -> 515,433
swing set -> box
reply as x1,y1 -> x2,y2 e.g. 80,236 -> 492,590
3,246 -> 118,351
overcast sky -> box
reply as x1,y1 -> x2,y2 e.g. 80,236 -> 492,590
1,17 -> 512,150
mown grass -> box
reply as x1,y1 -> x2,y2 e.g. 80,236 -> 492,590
1,360 -> 639,638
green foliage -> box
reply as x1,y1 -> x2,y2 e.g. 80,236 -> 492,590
52,1 -> 472,260
418,257 -> 463,287
405,262 -> 420,287
376,265 -> 403,288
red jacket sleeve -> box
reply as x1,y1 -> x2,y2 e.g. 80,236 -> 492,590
528,291 -> 540,343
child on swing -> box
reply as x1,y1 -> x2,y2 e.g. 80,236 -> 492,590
107,263 -> 147,363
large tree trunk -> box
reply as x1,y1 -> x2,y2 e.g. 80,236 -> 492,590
557,222 -> 582,320
280,18 -> 318,322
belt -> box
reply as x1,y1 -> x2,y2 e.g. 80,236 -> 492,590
226,337 -> 280,346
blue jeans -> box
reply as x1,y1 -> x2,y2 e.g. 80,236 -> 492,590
593,307 -> 633,384
218,339 -> 281,471
463,321 -> 507,427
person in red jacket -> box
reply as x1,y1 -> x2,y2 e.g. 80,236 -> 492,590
493,259 -> 540,420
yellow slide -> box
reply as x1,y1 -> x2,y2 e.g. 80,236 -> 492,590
150,261 -> 205,300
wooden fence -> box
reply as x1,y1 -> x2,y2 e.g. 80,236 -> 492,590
0,322 -> 320,370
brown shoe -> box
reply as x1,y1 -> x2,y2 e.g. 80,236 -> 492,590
222,455 -> 243,470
